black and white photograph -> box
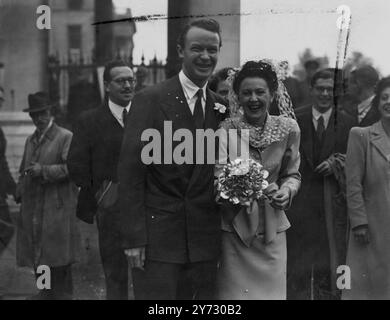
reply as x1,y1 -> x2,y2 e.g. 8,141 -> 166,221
1,0 -> 390,303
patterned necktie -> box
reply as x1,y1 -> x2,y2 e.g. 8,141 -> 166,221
317,115 -> 325,143
193,89 -> 204,129
122,108 -> 128,127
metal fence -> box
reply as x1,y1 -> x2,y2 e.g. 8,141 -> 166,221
47,52 -> 167,111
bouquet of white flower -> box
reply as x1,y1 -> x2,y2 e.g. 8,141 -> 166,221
216,158 -> 270,208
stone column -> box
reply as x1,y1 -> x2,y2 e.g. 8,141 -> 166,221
94,0 -> 114,65
166,0 -> 240,78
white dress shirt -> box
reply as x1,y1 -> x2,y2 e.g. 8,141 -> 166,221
357,95 -> 374,123
108,99 -> 131,127
312,106 -> 332,131
178,70 -> 207,115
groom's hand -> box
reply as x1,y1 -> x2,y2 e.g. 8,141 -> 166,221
124,247 -> 146,270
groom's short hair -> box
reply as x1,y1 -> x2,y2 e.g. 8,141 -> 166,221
177,18 -> 222,49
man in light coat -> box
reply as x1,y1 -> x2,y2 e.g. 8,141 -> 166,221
17,92 -> 80,300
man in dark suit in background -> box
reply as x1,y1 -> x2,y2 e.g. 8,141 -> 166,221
118,19 -> 227,300
342,65 -> 380,127
67,60 -> 136,300
287,69 -> 355,299
0,86 -> 16,260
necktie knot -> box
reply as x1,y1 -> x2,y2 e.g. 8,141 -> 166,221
317,115 -> 324,126
197,89 -> 203,100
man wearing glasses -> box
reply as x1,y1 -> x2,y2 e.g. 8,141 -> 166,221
287,69 -> 355,300
67,60 -> 136,299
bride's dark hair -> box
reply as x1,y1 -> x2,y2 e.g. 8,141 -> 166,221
232,60 -> 278,95
372,76 -> 390,111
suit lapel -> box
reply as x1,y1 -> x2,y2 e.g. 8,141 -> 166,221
204,89 -> 218,130
158,76 -> 197,186
361,103 -> 380,126
299,110 -> 314,168
97,102 -> 124,133
370,121 -> 390,162
159,76 -> 195,133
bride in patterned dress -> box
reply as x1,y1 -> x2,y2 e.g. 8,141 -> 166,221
215,60 -> 301,300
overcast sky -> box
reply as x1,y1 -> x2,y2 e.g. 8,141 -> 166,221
114,0 -> 390,75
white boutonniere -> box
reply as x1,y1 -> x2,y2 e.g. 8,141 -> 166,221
214,102 -> 227,114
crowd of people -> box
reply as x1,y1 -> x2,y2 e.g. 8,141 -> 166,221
1,18 -> 390,300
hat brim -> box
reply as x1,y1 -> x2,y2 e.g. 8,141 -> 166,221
22,105 -> 52,113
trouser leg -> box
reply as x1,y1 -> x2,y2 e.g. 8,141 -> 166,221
51,265 -> 73,300
132,260 -> 180,300
97,209 -> 128,300
177,260 -> 218,300
132,259 -> 218,300
0,204 -> 14,257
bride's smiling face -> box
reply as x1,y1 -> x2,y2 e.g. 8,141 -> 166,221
238,77 -> 274,124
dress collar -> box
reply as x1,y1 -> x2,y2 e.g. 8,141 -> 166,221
224,113 -> 294,151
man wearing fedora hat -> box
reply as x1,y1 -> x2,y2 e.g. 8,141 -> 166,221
16,92 -> 80,300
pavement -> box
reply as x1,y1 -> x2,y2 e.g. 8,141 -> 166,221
0,208 -> 134,300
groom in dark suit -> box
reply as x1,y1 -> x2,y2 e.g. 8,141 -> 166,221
118,19 -> 227,300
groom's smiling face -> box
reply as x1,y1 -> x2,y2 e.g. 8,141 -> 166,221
177,27 -> 220,88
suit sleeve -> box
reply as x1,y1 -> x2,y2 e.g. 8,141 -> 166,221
118,91 -> 154,249
278,119 -> 301,206
0,127 -> 16,196
346,127 -> 368,229
67,115 -> 93,188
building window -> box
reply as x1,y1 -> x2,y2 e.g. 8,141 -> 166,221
68,25 -> 82,61
68,0 -> 83,10
68,25 -> 82,50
